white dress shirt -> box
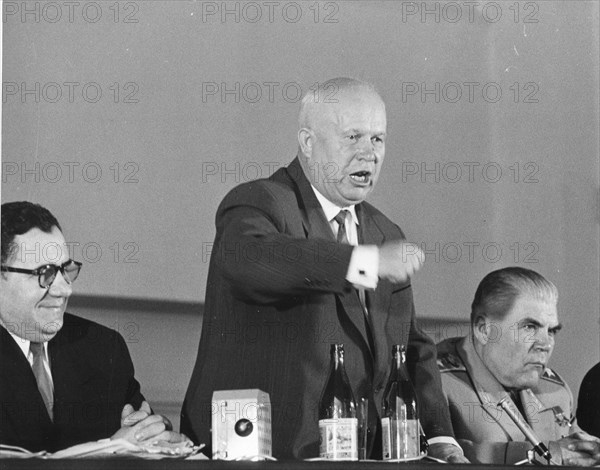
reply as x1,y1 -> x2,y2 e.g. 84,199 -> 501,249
310,185 -> 379,290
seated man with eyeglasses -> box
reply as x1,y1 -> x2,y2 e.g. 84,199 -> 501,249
0,201 -> 190,452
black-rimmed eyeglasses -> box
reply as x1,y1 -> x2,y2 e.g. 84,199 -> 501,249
1,260 -> 82,289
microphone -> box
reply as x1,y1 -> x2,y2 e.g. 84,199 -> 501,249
497,395 -> 552,463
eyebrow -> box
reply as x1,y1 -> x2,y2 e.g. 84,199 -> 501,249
520,317 -> 562,332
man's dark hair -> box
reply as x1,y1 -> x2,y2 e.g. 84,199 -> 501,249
470,266 -> 558,325
1,201 -> 62,264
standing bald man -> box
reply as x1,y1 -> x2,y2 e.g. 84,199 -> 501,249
181,78 -> 465,462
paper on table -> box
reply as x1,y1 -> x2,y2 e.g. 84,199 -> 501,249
50,439 -> 141,458
1,439 -> 205,459
0,444 -> 48,458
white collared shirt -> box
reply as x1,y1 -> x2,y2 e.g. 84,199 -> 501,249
310,185 -> 379,290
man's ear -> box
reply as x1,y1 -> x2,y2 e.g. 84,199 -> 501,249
473,315 -> 490,344
298,128 -> 313,158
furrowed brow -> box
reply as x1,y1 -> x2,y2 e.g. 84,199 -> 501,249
550,323 -> 563,333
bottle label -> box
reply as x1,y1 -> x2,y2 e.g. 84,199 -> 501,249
319,418 -> 358,460
381,417 -> 420,461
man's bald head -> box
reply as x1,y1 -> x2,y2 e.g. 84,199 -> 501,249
298,77 -> 384,130
297,78 -> 387,207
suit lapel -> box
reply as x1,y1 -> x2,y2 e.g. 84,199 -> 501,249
49,325 -> 94,422
355,204 -> 388,367
286,157 -> 334,241
1,326 -> 36,391
0,326 -> 54,431
286,158 -> 373,357
356,203 -> 386,246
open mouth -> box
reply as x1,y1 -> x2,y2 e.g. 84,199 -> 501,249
349,171 -> 372,184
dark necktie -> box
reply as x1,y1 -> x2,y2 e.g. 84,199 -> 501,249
334,210 -> 350,244
334,210 -> 367,309
30,342 -> 54,420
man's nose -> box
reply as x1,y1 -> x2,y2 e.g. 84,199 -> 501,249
357,138 -> 376,160
533,330 -> 553,351
48,271 -> 73,297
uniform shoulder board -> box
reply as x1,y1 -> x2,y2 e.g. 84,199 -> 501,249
437,352 -> 466,373
541,367 -> 566,386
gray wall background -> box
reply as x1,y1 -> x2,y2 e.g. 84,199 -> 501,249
2,1 -> 599,430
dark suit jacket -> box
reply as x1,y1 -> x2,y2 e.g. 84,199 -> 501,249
0,313 -> 144,452
181,157 -> 453,459
577,362 -> 600,438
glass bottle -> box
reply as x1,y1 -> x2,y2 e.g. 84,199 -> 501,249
381,345 -> 421,461
318,344 -> 358,460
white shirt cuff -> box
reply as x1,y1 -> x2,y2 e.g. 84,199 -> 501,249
428,436 -> 462,449
346,245 -> 379,289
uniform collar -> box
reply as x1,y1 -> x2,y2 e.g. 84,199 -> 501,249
458,335 -> 507,400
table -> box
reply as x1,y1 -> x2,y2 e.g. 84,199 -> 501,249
0,459 -> 572,469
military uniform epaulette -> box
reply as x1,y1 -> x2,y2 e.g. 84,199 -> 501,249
541,367 -> 566,386
437,351 -> 466,373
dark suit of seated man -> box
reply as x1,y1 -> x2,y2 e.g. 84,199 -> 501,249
436,267 -> 600,466
577,362 -> 600,438
0,201 -> 189,452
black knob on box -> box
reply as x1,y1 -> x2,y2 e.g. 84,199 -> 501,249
235,419 -> 253,437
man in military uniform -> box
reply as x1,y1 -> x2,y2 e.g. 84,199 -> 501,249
437,267 -> 600,465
